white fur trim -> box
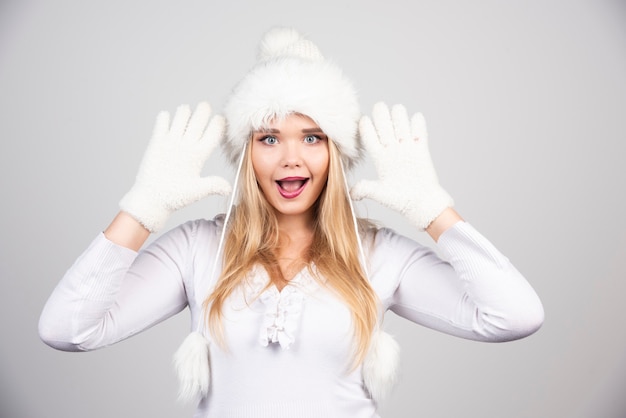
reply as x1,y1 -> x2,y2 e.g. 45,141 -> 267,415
173,331 -> 211,403
362,330 -> 400,404
223,27 -> 361,168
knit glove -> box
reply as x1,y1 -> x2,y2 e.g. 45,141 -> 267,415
351,102 -> 453,230
119,102 -> 231,232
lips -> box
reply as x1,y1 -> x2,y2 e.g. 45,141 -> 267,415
276,177 -> 309,199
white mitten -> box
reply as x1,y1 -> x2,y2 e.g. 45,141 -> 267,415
119,102 -> 231,232
351,102 -> 453,230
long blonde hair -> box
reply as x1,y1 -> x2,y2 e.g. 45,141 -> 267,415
204,137 -> 379,368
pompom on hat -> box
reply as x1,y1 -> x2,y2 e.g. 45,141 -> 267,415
223,27 -> 362,168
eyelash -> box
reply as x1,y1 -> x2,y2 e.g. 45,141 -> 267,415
260,135 -> 278,145
304,134 -> 323,144
258,134 -> 325,145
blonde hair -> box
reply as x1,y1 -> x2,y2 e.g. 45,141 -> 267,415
204,137 -> 379,369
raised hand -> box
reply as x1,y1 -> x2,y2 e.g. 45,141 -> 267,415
119,102 -> 231,232
351,102 -> 453,230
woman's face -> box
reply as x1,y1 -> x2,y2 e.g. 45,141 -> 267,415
251,113 -> 330,223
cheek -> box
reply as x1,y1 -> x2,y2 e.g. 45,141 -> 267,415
251,148 -> 272,180
319,157 -> 330,179
311,146 -> 330,176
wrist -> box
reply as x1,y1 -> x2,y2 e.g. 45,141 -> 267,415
119,188 -> 171,233
405,186 -> 454,231
104,211 -> 151,251
426,207 -> 463,242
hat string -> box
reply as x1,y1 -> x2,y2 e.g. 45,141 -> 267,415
340,158 -> 369,278
196,141 -> 248,334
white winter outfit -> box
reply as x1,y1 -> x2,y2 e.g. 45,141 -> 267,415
39,217 -> 544,418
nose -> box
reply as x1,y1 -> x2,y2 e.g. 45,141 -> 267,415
281,141 -> 302,167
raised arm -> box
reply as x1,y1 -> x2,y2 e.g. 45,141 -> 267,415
354,103 -> 543,340
370,225 -> 544,342
39,102 -> 229,350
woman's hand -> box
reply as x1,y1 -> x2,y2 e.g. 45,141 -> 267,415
350,102 -> 454,231
119,102 -> 231,233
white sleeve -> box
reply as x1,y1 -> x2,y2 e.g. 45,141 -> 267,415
38,220 -> 206,352
371,221 -> 544,342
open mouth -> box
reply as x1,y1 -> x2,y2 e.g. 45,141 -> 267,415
276,177 -> 309,198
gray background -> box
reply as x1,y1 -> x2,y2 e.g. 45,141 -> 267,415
1,0 -> 625,417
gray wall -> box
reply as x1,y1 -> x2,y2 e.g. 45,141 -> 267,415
1,0 -> 625,417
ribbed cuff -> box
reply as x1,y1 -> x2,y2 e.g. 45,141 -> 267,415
72,233 -> 138,301
437,222 -> 510,279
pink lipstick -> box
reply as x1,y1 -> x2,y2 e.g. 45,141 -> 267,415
276,177 -> 309,199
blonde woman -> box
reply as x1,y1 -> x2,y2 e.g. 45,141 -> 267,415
39,28 -> 544,418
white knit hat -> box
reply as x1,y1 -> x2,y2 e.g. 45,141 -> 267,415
223,27 -> 361,168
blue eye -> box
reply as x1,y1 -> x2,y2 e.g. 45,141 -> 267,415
261,135 -> 278,145
304,135 -> 321,144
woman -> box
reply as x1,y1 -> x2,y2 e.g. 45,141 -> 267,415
39,28 -> 544,418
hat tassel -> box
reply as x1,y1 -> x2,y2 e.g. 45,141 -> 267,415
173,331 -> 211,403
362,330 -> 400,404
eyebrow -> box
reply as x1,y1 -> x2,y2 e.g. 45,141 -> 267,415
253,128 -> 280,133
252,128 -> 325,134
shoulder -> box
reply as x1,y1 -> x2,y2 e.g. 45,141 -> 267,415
360,221 -> 440,302
150,215 -> 226,257
360,221 -> 429,257
148,216 -> 226,307
163,215 -> 225,239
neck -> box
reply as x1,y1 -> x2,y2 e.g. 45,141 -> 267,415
267,212 -> 314,286
275,210 -> 316,240
275,211 -> 315,262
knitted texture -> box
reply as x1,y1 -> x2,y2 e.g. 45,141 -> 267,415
350,102 -> 454,230
119,102 -> 231,232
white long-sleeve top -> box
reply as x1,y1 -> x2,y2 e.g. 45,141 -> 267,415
39,218 -> 544,418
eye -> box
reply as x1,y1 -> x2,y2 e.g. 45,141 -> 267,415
304,134 -> 322,144
260,135 -> 278,145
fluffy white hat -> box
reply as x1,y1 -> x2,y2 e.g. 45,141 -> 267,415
223,27 -> 361,168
